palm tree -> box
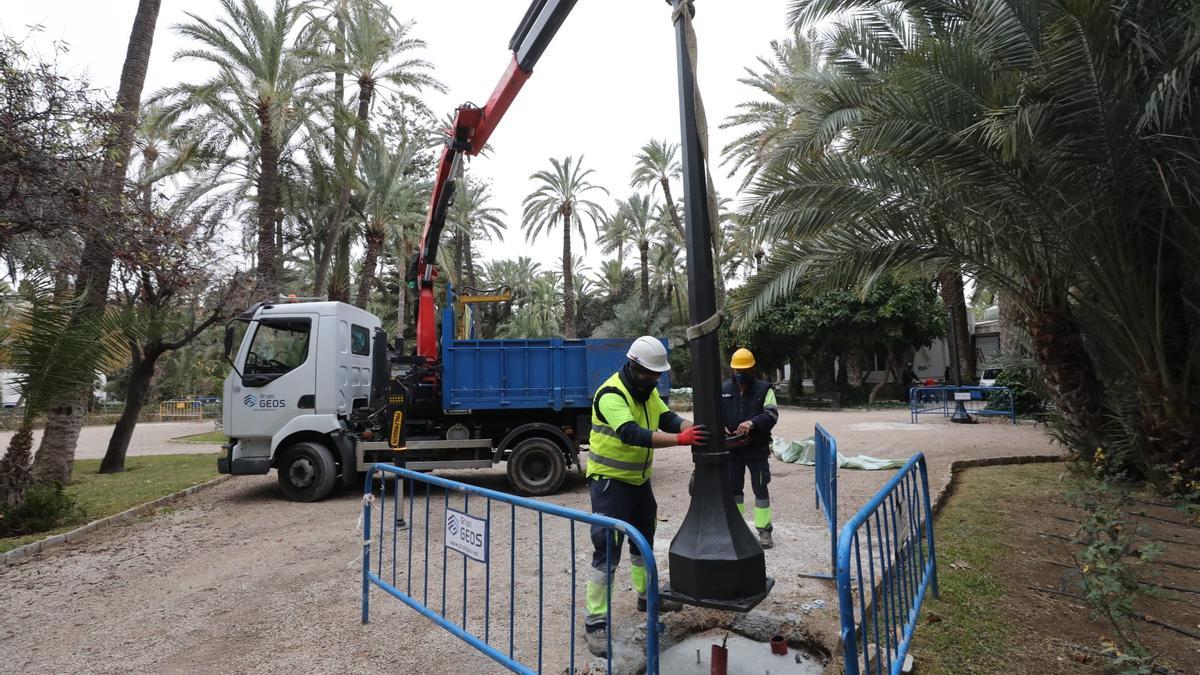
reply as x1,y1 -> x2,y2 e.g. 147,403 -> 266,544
0,292 -> 124,505
739,0 -> 1200,477
482,256 -> 542,330
592,259 -> 628,303
355,130 -> 427,308
450,178 -> 507,289
719,28 -> 819,187
597,211 -> 631,269
521,156 -> 607,338
158,0 -> 323,301
31,0 -> 163,487
614,194 -> 658,311
631,139 -> 684,238
309,0 -> 442,297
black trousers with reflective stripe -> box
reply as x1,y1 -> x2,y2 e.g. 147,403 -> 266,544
588,477 -> 657,572
728,453 -> 770,502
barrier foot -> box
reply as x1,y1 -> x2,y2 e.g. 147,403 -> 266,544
660,577 -> 774,612
796,571 -> 834,580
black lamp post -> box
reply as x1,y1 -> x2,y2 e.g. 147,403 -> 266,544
661,0 -> 772,611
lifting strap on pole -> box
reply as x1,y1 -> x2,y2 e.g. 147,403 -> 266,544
672,0 -> 725,343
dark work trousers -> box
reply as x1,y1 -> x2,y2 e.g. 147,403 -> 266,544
589,477 -> 657,573
728,452 -> 771,524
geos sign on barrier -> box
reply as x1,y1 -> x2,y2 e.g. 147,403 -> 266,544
445,508 -> 488,563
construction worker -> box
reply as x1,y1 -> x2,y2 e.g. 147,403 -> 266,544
722,348 -> 779,549
583,336 -> 709,657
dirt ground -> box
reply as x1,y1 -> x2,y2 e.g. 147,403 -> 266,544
0,408 -> 1061,674
912,463 -> 1200,674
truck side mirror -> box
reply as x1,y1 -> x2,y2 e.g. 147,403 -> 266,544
224,324 -> 234,358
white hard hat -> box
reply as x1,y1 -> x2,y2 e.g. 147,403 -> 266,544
627,336 -> 670,373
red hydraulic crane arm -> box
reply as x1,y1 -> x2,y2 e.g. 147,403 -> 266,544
413,0 -> 579,359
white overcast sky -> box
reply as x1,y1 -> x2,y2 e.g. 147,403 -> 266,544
2,1 -> 793,271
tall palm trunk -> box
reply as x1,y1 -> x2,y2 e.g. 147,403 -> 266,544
256,115 -> 282,300
355,221 -> 385,308
314,79 -> 375,295
638,240 -> 650,311
562,212 -> 576,338
938,268 -> 975,383
1024,300 -> 1109,453
100,347 -> 160,474
659,177 -> 685,239
34,0 -> 161,487
454,228 -> 466,287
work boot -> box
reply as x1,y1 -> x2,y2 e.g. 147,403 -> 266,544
585,626 -> 608,657
758,527 -> 774,549
638,596 -> 682,612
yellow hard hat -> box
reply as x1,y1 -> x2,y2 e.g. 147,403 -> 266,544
730,348 -> 756,369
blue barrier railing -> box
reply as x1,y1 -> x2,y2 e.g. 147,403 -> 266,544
836,453 -> 939,675
800,423 -> 839,580
361,464 -> 660,674
909,386 -> 1016,424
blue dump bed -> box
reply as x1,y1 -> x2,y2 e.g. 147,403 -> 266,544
441,337 -> 624,411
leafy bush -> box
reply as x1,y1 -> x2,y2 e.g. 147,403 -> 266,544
0,482 -> 85,537
987,369 -> 1045,416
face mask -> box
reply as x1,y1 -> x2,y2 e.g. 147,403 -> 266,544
734,372 -> 753,386
623,364 -> 658,402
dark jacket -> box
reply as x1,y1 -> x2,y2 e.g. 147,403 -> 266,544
720,378 -> 779,458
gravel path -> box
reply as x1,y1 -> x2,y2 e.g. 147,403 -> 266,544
0,409 -> 1061,673
0,420 -> 218,460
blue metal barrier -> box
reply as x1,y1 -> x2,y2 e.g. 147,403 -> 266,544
909,386 -> 1016,424
361,464 -> 660,674
836,453 -> 939,675
800,423 -> 839,580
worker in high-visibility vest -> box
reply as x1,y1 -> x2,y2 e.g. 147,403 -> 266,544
722,347 -> 780,548
582,336 -> 709,657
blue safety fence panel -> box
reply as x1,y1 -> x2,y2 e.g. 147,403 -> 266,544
909,386 -> 1016,424
361,464 -> 660,675
836,453 -> 939,675
800,423 -> 839,580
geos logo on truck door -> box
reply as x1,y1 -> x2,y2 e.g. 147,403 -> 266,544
242,393 -> 287,410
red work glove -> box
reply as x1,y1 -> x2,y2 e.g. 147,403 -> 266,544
677,425 -> 710,447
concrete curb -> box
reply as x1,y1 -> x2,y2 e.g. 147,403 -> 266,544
932,454 -> 1067,518
1,474 -> 232,567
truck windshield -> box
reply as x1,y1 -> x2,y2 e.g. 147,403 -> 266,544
245,319 -> 311,381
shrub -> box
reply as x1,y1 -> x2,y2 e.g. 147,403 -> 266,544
0,482 -> 85,537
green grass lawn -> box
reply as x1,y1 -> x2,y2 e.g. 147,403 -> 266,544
909,463 -> 1064,673
172,430 -> 229,444
0,453 -> 219,553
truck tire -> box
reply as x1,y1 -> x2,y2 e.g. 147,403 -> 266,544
506,437 -> 567,496
277,441 -> 338,502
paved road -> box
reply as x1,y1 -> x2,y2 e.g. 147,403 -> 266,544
0,420 -> 219,460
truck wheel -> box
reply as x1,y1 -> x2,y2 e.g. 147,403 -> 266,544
506,437 -> 567,496
277,441 -> 338,502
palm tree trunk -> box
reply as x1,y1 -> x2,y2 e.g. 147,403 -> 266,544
100,349 -> 160,474
938,269 -> 975,383
396,237 -> 412,340
0,424 -> 35,506
41,0 -> 162,488
330,232 -> 351,302
313,80 -> 374,296
76,0 -> 161,314
638,240 -> 650,312
256,117 -> 282,300
1024,301 -> 1109,453
355,223 -> 384,308
30,402 -> 86,485
659,177 -> 685,239
562,213 -> 576,339
466,240 -> 478,290
454,229 -> 465,287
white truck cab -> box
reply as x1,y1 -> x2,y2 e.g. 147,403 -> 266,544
221,301 -> 381,500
